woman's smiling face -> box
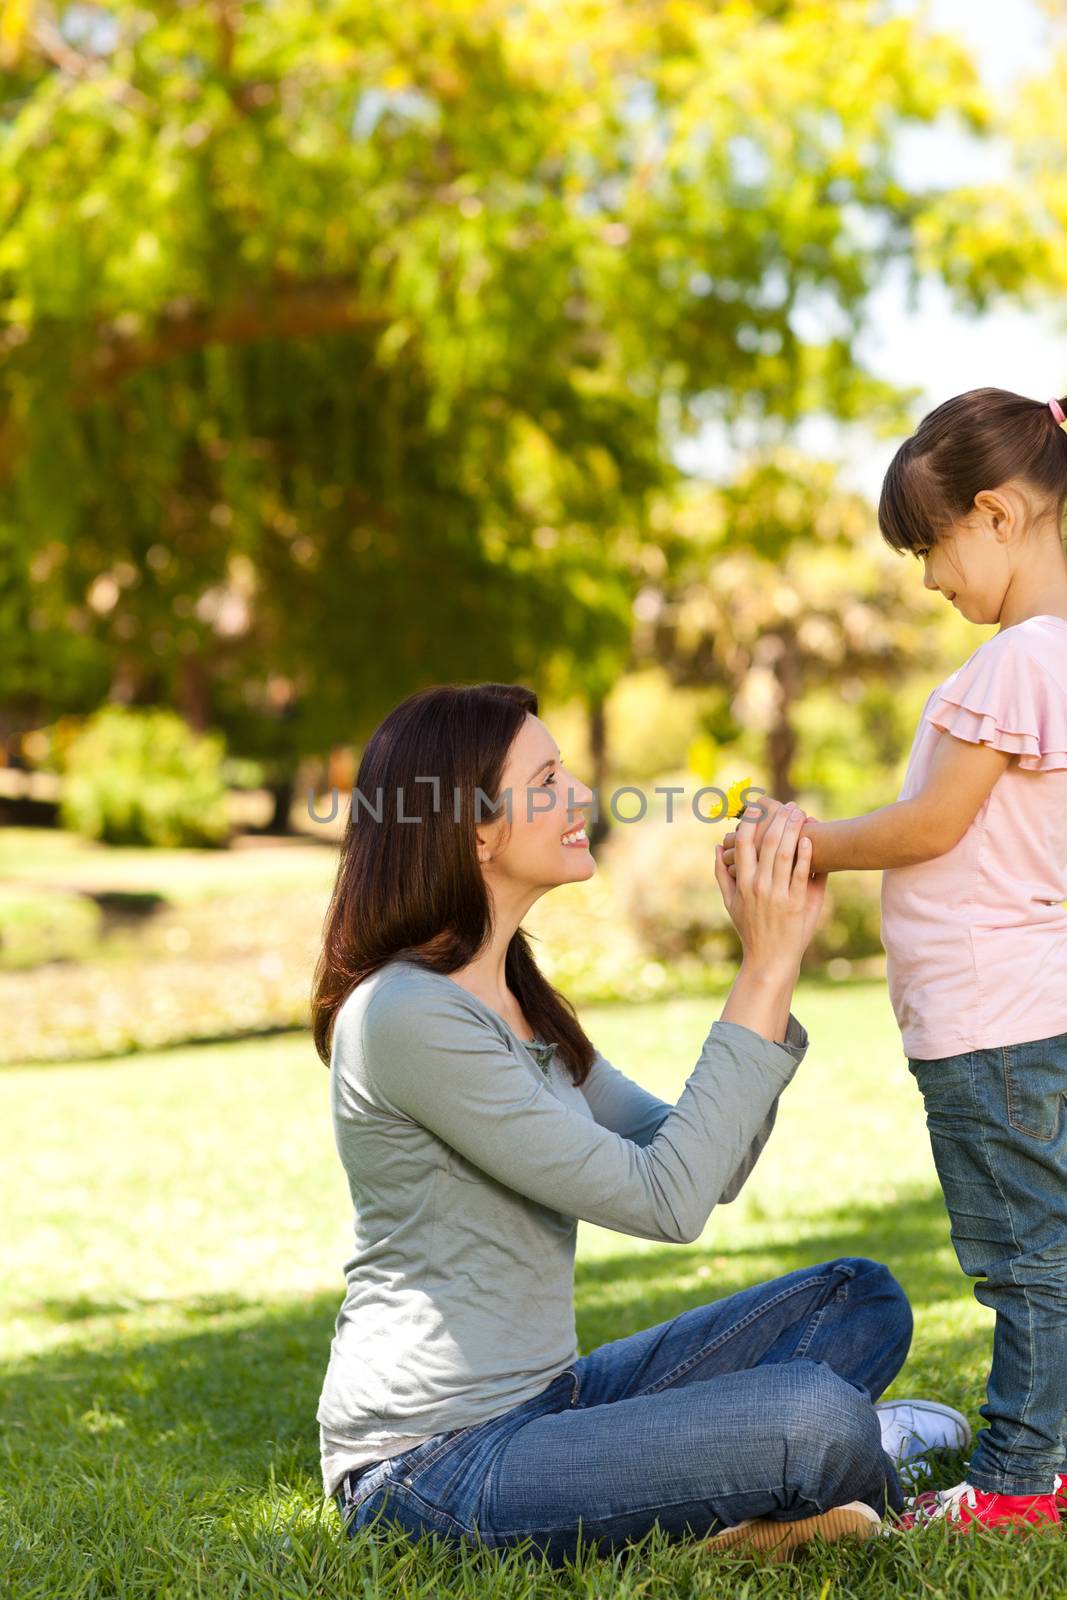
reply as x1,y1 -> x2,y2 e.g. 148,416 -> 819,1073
477,713 -> 597,892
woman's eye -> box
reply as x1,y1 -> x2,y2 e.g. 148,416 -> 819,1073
542,770 -> 557,785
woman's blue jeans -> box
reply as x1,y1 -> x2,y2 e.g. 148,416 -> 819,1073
911,1033 -> 1067,1495
335,1256 -> 910,1565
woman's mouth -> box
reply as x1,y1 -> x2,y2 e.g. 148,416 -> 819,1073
561,826 -> 588,848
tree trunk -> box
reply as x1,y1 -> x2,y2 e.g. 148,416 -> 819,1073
765,630 -> 800,801
265,773 -> 295,834
587,693 -> 610,847
179,653 -> 211,732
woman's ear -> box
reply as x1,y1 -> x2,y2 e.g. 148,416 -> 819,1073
475,818 -> 503,864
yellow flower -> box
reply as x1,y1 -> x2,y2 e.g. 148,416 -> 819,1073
725,776 -> 754,820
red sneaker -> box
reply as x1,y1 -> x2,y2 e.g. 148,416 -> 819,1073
898,1480 -> 1059,1533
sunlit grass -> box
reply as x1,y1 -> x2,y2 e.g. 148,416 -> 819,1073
2,985 -> 1058,1596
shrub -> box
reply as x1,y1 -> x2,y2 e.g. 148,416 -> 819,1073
810,871 -> 885,966
0,890 -> 102,969
60,706 -> 231,848
606,783 -> 886,975
605,792 -> 740,964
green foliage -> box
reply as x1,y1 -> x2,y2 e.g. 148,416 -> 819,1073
607,795 -> 741,964
0,887 -> 101,969
59,705 -> 230,848
816,872 -> 887,967
0,1 -> 992,754
599,668 -> 724,786
632,453 -> 961,798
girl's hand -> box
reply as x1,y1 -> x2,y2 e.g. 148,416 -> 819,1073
723,799 -> 811,878
722,795 -> 786,873
714,802 -> 823,972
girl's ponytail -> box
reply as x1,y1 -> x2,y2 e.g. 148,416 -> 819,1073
879,387 -> 1067,555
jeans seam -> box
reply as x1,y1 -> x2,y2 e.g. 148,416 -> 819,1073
971,1057 -> 1037,1482
392,1480 -> 474,1536
485,1480 -> 798,1541
637,1270 -> 846,1396
1002,1043 -> 1057,1141
474,1373 -> 575,1527
793,1299 -> 836,1361
342,1460 -> 404,1513
396,1421 -> 485,1483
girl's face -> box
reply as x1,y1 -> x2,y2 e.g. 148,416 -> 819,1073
477,713 -> 596,892
915,488 -> 1023,625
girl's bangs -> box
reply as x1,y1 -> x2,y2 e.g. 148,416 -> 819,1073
878,448 -> 937,555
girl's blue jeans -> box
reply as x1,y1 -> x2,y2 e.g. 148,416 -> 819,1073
911,1031 -> 1067,1496
335,1256 -> 910,1565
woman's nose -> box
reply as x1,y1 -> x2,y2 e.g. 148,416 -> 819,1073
922,561 -> 938,590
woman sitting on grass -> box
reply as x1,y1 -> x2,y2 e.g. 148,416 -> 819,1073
310,681 -> 964,1566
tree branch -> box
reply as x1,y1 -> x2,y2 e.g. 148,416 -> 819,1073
79,276 -> 391,394
0,276 -> 392,481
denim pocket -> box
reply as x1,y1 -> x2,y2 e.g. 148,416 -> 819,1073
338,1422 -> 479,1518
339,1458 -> 402,1518
389,1419 -> 490,1490
1001,1037 -> 1067,1141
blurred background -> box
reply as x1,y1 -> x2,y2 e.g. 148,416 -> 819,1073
4,0 -> 1067,1065
8,5 -> 1067,1589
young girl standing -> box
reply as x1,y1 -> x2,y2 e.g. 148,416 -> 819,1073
726,386 -> 1067,1531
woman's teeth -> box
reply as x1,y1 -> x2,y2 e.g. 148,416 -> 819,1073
561,827 -> 587,846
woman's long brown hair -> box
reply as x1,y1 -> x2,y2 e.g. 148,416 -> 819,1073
311,682 -> 597,1085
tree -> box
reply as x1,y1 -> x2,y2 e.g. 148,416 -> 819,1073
632,453 -> 949,799
0,0 -> 988,787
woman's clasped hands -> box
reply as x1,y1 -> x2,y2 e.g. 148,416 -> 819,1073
714,799 -> 827,973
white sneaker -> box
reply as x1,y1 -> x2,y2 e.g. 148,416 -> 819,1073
874,1398 -> 971,1487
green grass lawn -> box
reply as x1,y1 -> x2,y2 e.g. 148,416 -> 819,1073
3,982 -> 1061,1597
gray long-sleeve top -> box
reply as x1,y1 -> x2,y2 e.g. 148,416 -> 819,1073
317,956 -> 809,1497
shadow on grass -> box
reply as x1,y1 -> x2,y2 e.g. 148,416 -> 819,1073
574,1187 -> 962,1348
1,1186 -> 974,1497
6,1020 -> 309,1071
8,1185 -> 1051,1598
25,1290 -> 254,1324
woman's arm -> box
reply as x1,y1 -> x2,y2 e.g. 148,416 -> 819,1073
347,811 -> 822,1248
715,805 -> 824,1039
580,1014 -> 807,1199
354,977 -> 804,1247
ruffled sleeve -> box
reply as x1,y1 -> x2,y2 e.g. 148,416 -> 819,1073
927,636 -> 1067,772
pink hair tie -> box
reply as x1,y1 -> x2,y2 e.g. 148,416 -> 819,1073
1050,398 -> 1066,425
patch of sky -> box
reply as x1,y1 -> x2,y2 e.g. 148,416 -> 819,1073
62,4 -> 119,54
728,135 -> 771,189
352,88 -> 440,142
675,0 -> 1067,505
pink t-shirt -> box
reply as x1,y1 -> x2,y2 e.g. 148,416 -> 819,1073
880,614 -> 1067,1061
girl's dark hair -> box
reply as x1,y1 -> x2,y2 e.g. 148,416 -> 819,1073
878,387 -> 1067,555
311,681 -> 597,1085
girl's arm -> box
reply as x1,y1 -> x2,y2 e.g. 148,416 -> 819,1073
725,732 -> 1013,874
802,732 -> 1012,871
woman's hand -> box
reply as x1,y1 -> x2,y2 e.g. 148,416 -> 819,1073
721,795 -> 789,878
714,801 -> 825,975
